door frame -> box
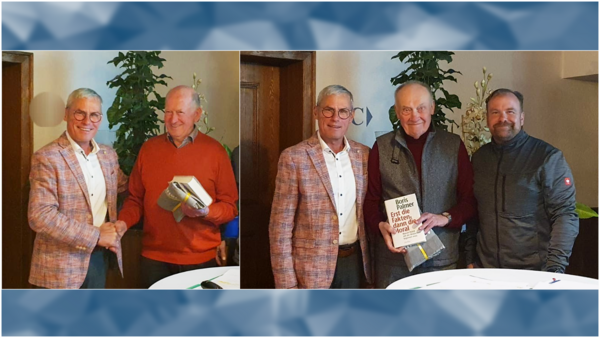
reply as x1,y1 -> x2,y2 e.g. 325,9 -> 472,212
239,51 -> 316,288
2,51 -> 34,288
240,51 -> 316,148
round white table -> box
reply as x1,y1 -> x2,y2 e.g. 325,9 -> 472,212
386,268 -> 599,290
149,266 -> 240,289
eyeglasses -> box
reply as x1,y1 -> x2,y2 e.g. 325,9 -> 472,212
319,107 -> 360,120
399,105 -> 430,116
73,111 -> 103,123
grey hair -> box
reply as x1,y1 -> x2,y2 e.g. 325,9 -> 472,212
394,80 -> 434,103
316,85 -> 353,107
66,88 -> 103,108
167,85 -> 201,109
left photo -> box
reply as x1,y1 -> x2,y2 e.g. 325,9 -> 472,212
2,51 -> 240,289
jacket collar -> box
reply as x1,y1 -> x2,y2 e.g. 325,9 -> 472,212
316,130 -> 351,154
57,131 -> 71,149
491,129 -> 529,152
306,132 -> 321,148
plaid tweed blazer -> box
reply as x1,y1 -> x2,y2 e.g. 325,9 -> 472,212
269,134 -> 372,289
28,132 -> 127,289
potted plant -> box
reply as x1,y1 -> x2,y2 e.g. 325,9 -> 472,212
389,51 -> 462,132
106,51 -> 171,175
461,67 -> 493,156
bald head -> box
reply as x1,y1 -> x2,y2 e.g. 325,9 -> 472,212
394,81 -> 435,139
394,81 -> 434,104
167,85 -> 201,110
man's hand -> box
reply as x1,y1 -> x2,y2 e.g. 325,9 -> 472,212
181,203 -> 209,218
416,213 -> 449,234
98,222 -> 118,253
114,220 -> 127,239
378,221 -> 407,254
216,240 -> 227,266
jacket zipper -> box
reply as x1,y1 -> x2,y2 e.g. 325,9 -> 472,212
494,149 -> 504,268
402,143 -> 424,210
502,175 -> 506,212
418,136 -> 431,212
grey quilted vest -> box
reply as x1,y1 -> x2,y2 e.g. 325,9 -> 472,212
377,127 -> 461,266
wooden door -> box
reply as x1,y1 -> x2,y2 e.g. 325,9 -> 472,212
2,52 -> 34,288
240,52 -> 315,288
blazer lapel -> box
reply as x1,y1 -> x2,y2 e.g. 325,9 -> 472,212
95,148 -> 123,276
306,138 -> 337,210
349,147 -> 364,204
96,148 -> 114,221
59,145 -> 92,213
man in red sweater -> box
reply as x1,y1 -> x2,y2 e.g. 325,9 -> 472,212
117,85 -> 238,288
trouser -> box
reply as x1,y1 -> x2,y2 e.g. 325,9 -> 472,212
141,256 -> 218,289
330,241 -> 365,289
80,247 -> 109,289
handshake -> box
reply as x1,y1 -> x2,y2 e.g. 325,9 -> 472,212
98,220 -> 127,253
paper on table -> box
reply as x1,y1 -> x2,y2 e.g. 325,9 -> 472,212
419,275 -> 530,290
532,279 -> 598,290
211,269 -> 240,289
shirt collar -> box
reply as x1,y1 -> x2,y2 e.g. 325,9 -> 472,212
167,125 -> 199,147
317,130 -> 351,154
65,130 -> 99,155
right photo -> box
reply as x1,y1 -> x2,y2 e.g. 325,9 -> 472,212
239,51 -> 599,290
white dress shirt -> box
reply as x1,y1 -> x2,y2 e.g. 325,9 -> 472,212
66,132 -> 108,228
317,131 -> 358,245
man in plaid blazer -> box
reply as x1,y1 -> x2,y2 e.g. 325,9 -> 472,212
28,88 -> 127,289
269,85 -> 372,289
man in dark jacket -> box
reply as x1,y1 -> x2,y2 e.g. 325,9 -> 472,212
468,88 -> 579,273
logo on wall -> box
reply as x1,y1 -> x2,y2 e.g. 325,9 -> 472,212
352,107 -> 373,126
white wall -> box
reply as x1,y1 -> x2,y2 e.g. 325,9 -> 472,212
562,51 -> 598,79
316,51 -> 598,206
33,51 -> 121,150
32,51 -> 240,151
156,51 -> 240,149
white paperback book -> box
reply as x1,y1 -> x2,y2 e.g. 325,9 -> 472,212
384,193 -> 426,248
172,176 -> 213,208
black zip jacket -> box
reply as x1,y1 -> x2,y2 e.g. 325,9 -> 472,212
467,130 -> 579,273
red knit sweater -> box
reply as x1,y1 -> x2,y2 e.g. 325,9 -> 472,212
119,133 -> 238,264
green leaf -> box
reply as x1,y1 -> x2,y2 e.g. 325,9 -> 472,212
576,202 -> 598,219
393,51 -> 413,62
222,144 -> 232,158
389,105 -> 400,130
105,50 -> 170,173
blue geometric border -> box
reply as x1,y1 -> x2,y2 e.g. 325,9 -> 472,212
3,2 -> 599,336
3,2 -> 598,50
3,290 -> 598,336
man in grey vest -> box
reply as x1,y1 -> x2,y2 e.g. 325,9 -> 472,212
364,81 -> 476,288
467,89 -> 578,273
